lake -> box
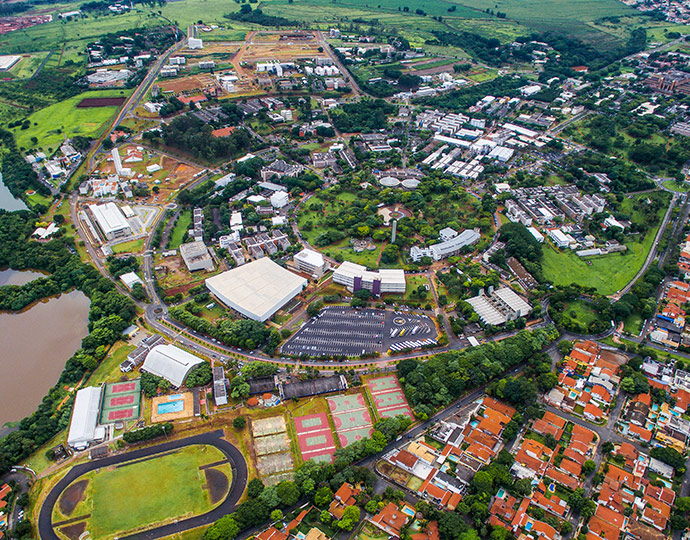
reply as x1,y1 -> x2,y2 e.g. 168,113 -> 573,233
0,271 -> 90,425
0,174 -> 28,212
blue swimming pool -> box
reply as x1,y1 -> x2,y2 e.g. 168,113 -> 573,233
157,400 -> 184,414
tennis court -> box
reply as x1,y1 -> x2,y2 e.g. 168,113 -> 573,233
257,453 -> 294,476
252,416 -> 287,437
255,433 -> 291,456
368,375 -> 400,393
100,380 -> 141,424
293,413 -> 336,462
332,409 -> 372,430
327,393 -> 367,413
338,426 -> 374,447
328,392 -> 374,448
367,376 -> 414,420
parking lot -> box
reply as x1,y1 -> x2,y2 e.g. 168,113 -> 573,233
280,307 -> 439,358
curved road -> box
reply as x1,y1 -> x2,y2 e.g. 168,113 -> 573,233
38,430 -> 247,540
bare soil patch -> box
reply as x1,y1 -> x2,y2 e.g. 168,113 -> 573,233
204,468 -> 229,504
58,479 -> 88,516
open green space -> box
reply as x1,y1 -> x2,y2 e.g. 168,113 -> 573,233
60,445 -> 229,539
662,179 -> 690,193
542,193 -> 670,295
11,89 -> 130,154
7,52 -> 51,79
111,238 -> 145,254
169,210 -> 193,249
561,299 -> 605,328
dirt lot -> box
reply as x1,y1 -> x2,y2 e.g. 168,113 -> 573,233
58,480 -> 88,516
77,97 -> 127,108
204,468 -> 229,504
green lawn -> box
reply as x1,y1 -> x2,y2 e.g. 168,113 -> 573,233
562,299 -> 603,328
542,194 -> 670,295
111,238 -> 145,254
12,89 -> 131,154
663,179 -> 690,193
72,445 -> 228,538
169,210 -> 192,249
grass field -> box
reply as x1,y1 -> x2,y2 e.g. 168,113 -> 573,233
562,299 -> 603,328
64,445 -> 228,538
11,89 -> 131,154
7,52 -> 51,79
542,193 -> 670,295
111,238 -> 145,254
169,210 -> 192,249
662,179 -> 690,193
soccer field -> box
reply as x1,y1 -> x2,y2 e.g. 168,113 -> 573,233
74,445 -> 229,538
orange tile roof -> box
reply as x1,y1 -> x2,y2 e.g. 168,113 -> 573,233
212,126 -> 235,137
563,448 -> 586,465
544,466 -> 580,490
257,527 -> 288,540
584,403 -> 603,419
570,349 -> 595,364
532,419 -> 562,440
411,521 -> 440,540
542,411 -> 567,429
628,424 -> 652,442
595,505 -> 626,528
589,516 -> 621,540
465,442 -> 494,463
490,495 -> 517,523
532,491 -> 567,517
392,449 -> 418,469
559,457 -> 582,477
481,397 -> 516,417
483,406 -> 512,427
371,502 -> 408,536
0,484 -> 10,500
477,417 -> 503,437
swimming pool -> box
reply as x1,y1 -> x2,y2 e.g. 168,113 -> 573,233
157,400 -> 184,415
401,504 -> 416,518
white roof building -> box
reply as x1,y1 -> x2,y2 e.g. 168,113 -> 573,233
120,271 -> 144,290
141,344 -> 204,387
67,387 -> 105,450
206,258 -> 307,322
332,261 -> 405,294
294,248 -> 327,278
179,241 -> 214,272
89,202 -> 132,240
466,286 -> 532,326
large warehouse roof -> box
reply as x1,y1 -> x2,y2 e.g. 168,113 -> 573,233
206,258 -> 307,322
67,386 -> 103,449
89,202 -> 130,236
142,344 -> 204,387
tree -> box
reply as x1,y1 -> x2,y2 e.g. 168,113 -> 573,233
247,478 -> 265,498
307,300 -> 323,318
233,416 -> 247,429
583,460 -> 596,476
204,515 -> 240,540
557,340 -> 573,356
270,509 -> 284,522
186,362 -> 212,387
314,486 -> 334,507
337,506 -> 361,530
602,441 -> 614,455
276,481 -> 300,506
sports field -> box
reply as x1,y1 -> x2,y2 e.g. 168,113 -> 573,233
293,413 -> 336,462
367,375 -> 414,420
100,380 -> 141,424
327,392 -> 375,447
57,445 -> 229,539
250,415 -> 294,480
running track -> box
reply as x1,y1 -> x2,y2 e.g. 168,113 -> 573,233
38,430 -> 247,540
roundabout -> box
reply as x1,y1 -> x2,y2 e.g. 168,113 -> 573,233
38,430 -> 247,540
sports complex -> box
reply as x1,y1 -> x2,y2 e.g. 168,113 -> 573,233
328,392 -> 375,447
367,375 -> 414,419
293,413 -> 336,463
39,431 -> 247,540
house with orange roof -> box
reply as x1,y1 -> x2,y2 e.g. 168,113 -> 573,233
590,385 -> 612,405
482,406 -> 512,428
0,484 -> 10,500
544,466 -> 580,490
595,505 -> 626,529
411,520 -> 440,540
481,397 -> 516,417
562,448 -> 586,465
212,126 -> 236,138
628,423 -> 652,443
588,516 -> 621,540
370,502 -> 409,537
542,411 -> 567,429
558,457 -> 582,477
641,506 -> 668,531
532,419 -> 562,440
464,442 -> 494,464
570,348 -> 595,366
389,449 -> 419,473
489,494 -> 517,526
285,508 -> 309,533
329,483 -> 361,520
477,417 -> 503,438
532,491 -> 567,518
257,527 -> 288,540
583,402 -> 604,421
604,464 -> 640,491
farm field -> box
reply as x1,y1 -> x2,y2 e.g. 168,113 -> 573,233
55,445 -> 230,539
11,89 -> 131,154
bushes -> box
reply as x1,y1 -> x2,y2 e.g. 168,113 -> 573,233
123,422 -> 173,444
186,362 -> 213,387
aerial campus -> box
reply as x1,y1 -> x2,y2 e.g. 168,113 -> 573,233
4,2 -> 690,540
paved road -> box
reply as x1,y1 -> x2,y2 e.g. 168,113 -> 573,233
37,430 -> 247,540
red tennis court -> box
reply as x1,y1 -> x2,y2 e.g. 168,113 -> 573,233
107,408 -> 136,421
111,382 -> 137,394
108,395 -> 135,407
294,413 -> 336,463
327,393 -> 366,413
294,413 -> 329,434
332,409 -> 372,430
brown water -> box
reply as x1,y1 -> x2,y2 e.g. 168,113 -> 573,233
0,268 -> 47,286
0,273 -> 90,425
